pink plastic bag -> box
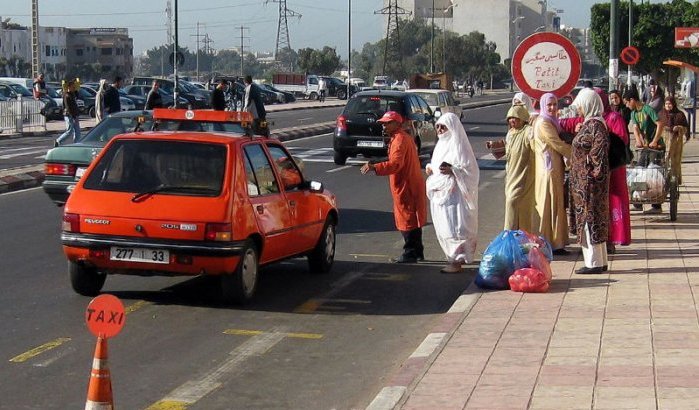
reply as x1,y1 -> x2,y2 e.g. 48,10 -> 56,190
509,268 -> 550,293
528,247 -> 552,281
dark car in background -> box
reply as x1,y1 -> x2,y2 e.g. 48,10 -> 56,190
122,85 -> 188,107
333,90 -> 437,165
259,83 -> 296,103
0,81 -> 62,120
321,76 -> 358,100
131,77 -> 211,108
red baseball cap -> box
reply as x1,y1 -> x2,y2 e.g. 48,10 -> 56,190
377,111 -> 403,123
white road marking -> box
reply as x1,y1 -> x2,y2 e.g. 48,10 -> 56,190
0,148 -> 49,159
468,126 -> 480,131
160,330 -> 287,404
326,165 -> 353,173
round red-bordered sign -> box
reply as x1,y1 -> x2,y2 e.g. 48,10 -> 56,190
620,46 -> 640,66
85,294 -> 125,339
511,32 -> 581,101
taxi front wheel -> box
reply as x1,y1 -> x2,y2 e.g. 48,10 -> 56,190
221,240 -> 258,305
69,262 -> 106,296
308,219 -> 336,274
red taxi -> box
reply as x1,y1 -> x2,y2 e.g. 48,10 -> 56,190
61,109 -> 338,304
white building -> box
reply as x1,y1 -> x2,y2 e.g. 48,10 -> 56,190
39,26 -> 68,78
0,23 -> 31,74
390,0 -> 561,63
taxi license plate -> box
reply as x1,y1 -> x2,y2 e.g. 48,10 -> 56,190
110,247 -> 169,264
75,167 -> 87,180
357,141 -> 384,148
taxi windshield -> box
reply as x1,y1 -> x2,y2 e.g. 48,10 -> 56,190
83,140 -> 226,196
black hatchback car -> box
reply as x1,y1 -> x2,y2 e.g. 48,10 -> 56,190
333,90 -> 437,165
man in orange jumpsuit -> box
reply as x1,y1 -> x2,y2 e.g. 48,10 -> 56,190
361,111 -> 427,263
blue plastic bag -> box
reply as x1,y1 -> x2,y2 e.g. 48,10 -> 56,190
476,230 -> 528,290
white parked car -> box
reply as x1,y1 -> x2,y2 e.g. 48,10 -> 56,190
406,89 -> 463,121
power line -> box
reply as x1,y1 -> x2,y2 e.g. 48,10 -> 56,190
266,0 -> 301,70
374,0 -> 410,75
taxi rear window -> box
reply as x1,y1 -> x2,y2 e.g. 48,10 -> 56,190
83,140 -> 226,196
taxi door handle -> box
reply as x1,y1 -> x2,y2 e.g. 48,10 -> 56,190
288,200 -> 296,207
256,205 -> 264,214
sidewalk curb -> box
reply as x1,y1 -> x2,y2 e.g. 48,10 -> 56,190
0,168 -> 45,193
366,280 -> 483,410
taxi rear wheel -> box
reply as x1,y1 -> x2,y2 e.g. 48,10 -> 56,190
308,219 -> 336,274
221,241 -> 258,305
69,262 -> 106,296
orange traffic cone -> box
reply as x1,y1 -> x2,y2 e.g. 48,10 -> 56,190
85,336 -> 114,410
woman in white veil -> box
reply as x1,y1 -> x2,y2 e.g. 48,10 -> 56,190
425,112 -> 479,273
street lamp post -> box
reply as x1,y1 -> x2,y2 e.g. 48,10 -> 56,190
431,0 -> 435,73
628,0 -> 633,88
348,0 -> 351,99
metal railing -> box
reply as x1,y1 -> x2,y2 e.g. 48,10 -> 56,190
0,98 -> 47,135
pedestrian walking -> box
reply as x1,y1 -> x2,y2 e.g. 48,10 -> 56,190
317,77 -> 327,102
426,112 -> 479,273
145,80 -> 163,110
569,88 -> 610,274
361,111 -> 427,263
243,75 -> 267,136
532,93 -> 571,254
211,79 -> 227,111
103,76 -> 122,115
55,78 -> 81,146
94,79 -> 106,122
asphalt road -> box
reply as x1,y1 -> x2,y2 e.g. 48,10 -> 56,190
0,102 -> 509,409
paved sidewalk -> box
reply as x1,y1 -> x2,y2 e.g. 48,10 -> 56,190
369,140 -> 699,409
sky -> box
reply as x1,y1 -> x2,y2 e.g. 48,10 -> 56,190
0,0 -> 660,57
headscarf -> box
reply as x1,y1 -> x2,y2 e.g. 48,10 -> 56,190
537,93 -> 562,132
572,87 -> 606,127
608,89 -> 623,113
512,92 -> 535,115
427,112 -> 479,210
506,104 -> 530,124
659,96 -> 689,128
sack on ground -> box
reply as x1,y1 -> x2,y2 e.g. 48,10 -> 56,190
509,268 -> 550,293
476,230 -> 528,290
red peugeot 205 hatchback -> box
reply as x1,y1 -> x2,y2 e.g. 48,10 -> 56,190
61,109 -> 338,304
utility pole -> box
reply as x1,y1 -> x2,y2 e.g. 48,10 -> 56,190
347,0 -> 351,99
173,0 -> 179,104
267,0 -> 301,71
31,0 -> 40,78
628,0 -> 633,88
431,0 -> 435,73
190,22 -> 207,81
609,0 -> 619,91
236,26 -> 249,76
374,0 -> 410,76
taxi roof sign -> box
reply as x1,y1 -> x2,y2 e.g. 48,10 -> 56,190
153,108 -> 254,124
85,294 -> 125,339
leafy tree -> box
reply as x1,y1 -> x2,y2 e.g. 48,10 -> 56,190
590,0 -> 699,81
297,46 -> 341,75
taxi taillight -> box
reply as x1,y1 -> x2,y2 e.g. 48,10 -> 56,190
46,163 -> 77,176
205,223 -> 232,241
63,213 -> 80,232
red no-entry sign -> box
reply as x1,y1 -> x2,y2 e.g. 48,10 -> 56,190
620,46 -> 640,65
85,294 -> 125,339
511,32 -> 581,101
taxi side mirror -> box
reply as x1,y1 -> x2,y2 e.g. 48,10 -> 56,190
305,180 -> 323,193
